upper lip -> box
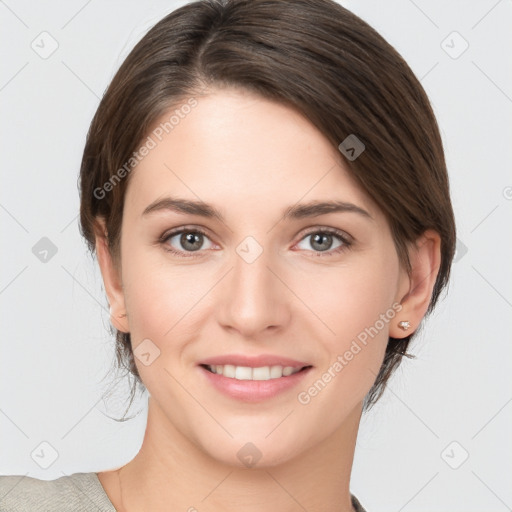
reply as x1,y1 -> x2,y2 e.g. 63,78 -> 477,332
199,354 -> 311,369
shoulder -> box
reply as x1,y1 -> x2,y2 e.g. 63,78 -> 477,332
0,472 -> 116,512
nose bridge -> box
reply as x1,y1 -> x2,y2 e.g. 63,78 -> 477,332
217,234 -> 287,334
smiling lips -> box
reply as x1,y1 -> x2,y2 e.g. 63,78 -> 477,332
198,354 -> 313,401
199,353 -> 311,381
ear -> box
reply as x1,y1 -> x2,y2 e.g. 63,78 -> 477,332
390,229 -> 442,339
94,218 -> 130,333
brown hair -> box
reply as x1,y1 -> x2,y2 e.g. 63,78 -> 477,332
79,0 -> 456,415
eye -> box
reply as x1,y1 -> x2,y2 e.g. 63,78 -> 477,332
159,226 -> 353,258
160,227 -> 214,257
295,228 -> 352,257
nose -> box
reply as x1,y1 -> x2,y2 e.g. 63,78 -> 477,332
216,242 -> 291,338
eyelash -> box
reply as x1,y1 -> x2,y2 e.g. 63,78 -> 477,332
159,226 -> 353,259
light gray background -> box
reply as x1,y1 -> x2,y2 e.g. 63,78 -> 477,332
1,1 -> 511,511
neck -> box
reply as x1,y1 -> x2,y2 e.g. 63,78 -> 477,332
111,396 -> 362,512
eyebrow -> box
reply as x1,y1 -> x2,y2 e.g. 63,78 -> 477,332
142,197 -> 373,222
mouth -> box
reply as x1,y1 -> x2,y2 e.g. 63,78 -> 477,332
199,363 -> 313,381
197,353 -> 314,401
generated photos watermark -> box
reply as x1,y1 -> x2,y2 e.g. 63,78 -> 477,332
93,97 -> 198,200
297,302 -> 403,405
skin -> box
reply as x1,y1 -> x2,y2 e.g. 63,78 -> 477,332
95,87 -> 441,512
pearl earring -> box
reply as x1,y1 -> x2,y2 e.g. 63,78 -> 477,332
398,321 -> 411,331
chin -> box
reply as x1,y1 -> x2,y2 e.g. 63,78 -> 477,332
194,424 -> 309,470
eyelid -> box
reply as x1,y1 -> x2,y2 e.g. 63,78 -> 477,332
159,224 -> 213,242
297,226 -> 353,243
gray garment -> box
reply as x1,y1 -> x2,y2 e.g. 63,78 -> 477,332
0,472 -> 367,511
0,473 -> 116,512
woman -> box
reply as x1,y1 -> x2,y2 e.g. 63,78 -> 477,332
0,0 -> 455,510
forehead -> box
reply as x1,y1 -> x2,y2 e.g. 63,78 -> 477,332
125,88 -> 378,220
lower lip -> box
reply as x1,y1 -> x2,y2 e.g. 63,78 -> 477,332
198,365 -> 313,402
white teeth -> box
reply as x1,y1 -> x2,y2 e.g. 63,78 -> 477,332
252,366 -> 270,380
235,366 -> 252,380
206,364 -> 303,380
270,365 -> 283,379
282,366 -> 294,376
223,364 -> 236,378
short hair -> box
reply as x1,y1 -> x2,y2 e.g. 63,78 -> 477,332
79,0 -> 456,415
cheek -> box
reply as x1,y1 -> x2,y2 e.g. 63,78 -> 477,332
306,253 -> 399,341
302,251 -> 400,393
122,258 -> 204,342
120,259 -> 207,395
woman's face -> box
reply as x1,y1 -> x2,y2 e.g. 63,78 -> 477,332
113,88 -> 410,467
